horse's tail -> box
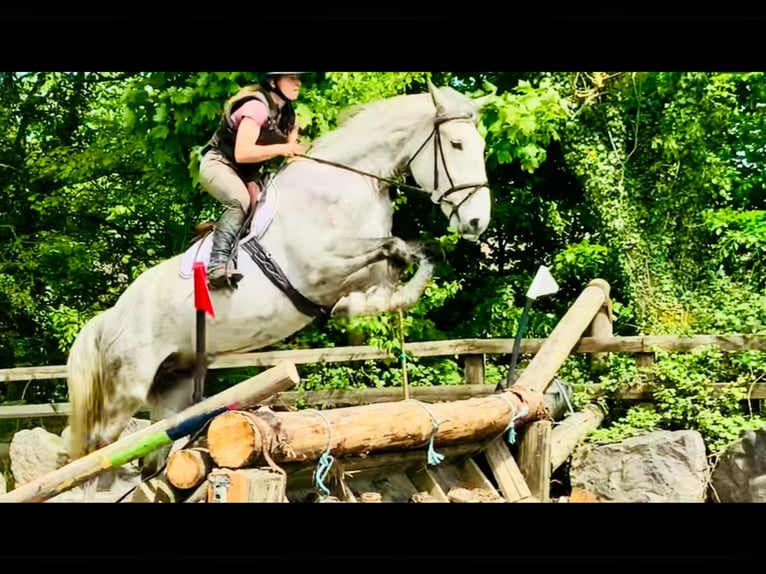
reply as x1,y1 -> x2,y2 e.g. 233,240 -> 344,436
66,311 -> 108,462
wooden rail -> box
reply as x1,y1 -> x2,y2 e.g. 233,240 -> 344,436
2,334 -> 765,383
1,333 -> 764,420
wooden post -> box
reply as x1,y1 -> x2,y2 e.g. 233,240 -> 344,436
587,295 -> 613,374
463,354 -> 486,385
514,279 -> 611,395
517,420 -> 552,502
207,467 -> 287,502
549,403 -> 605,471
0,361 -> 300,503
482,436 -> 532,502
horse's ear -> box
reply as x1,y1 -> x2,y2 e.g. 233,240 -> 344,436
428,80 -> 448,115
472,94 -> 493,110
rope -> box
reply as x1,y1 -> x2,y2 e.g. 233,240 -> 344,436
554,378 -> 575,417
305,409 -> 335,497
407,400 -> 444,466
247,413 -> 286,477
495,393 -> 529,445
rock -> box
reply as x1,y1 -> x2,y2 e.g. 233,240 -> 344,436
570,430 -> 709,502
710,429 -> 766,502
9,427 -> 68,486
447,487 -> 475,502
410,491 -> 439,503
360,491 -> 382,502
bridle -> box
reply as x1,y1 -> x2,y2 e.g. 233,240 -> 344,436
405,113 -> 489,223
294,112 -> 489,222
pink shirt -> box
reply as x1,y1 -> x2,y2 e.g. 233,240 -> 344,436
229,99 -> 269,129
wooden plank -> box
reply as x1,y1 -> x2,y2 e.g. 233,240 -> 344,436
3,334 -> 766,384
406,464 -> 450,502
482,436 -> 532,502
0,403 -> 152,420
207,468 -> 287,502
517,420 -> 552,502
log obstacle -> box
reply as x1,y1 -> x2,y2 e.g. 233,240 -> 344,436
205,385 -> 547,469
0,361 -> 299,502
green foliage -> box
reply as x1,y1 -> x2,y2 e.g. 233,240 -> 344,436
479,77 -> 572,173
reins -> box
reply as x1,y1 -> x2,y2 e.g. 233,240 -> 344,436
292,112 -> 488,222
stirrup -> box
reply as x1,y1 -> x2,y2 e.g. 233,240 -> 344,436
207,266 -> 243,290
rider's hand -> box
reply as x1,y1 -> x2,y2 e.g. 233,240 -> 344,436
282,142 -> 305,158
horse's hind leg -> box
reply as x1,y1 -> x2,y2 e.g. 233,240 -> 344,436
141,369 -> 195,481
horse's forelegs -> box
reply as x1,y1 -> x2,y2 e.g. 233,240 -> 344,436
331,240 -> 443,317
326,236 -> 416,277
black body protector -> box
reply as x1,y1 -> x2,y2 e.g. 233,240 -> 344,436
205,90 -> 295,184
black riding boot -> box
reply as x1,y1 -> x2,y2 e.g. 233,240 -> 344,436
207,206 -> 245,290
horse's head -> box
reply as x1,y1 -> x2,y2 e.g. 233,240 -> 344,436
406,81 -> 492,242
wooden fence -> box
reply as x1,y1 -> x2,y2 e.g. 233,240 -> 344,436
2,333 -> 765,421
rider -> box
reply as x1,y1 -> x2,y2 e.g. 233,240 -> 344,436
198,72 -> 306,290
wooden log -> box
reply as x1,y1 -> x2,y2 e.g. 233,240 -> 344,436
165,447 -> 214,490
517,420 -> 552,502
550,404 -> 605,471
207,386 -> 547,469
0,361 -> 299,503
207,467 -> 287,502
515,279 -> 611,394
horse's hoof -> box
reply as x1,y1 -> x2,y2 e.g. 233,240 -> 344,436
330,299 -> 352,317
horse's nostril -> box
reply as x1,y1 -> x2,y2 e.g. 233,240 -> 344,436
469,218 -> 480,230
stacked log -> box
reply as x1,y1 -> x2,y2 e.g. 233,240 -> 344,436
159,384 -> 547,502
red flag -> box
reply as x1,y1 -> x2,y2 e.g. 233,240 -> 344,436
192,261 -> 215,318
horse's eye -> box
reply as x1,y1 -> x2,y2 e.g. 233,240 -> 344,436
450,140 -> 463,150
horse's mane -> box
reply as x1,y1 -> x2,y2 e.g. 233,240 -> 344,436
307,87 -> 479,161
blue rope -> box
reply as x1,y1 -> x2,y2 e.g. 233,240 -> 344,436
305,409 -> 335,497
496,393 -> 529,445
407,400 -> 444,466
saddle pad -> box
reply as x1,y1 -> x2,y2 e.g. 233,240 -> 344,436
178,179 -> 280,279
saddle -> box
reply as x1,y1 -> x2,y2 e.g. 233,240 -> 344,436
189,179 -> 262,248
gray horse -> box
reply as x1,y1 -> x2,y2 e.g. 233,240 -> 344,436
66,80 -> 493,493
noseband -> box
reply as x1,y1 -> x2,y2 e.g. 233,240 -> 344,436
405,113 -> 489,223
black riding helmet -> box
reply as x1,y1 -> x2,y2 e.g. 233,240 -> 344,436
259,72 -> 307,103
